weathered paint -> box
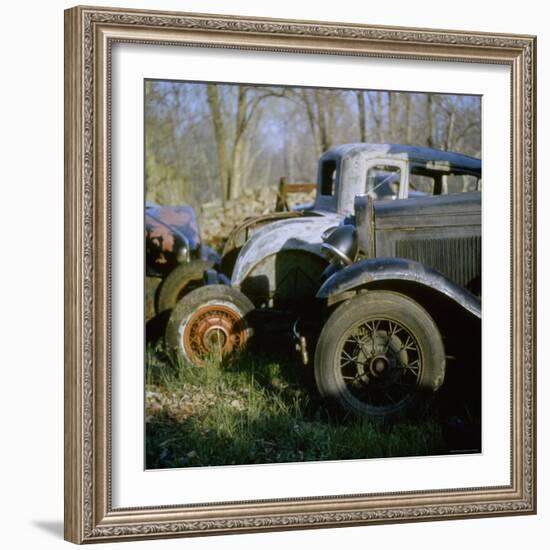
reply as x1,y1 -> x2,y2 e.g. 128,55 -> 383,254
145,204 -> 202,275
231,213 -> 343,288
372,191 -> 482,231
222,210 -> 308,256
316,257 -> 481,318
320,143 -> 481,174
313,143 -> 481,216
228,143 -> 481,303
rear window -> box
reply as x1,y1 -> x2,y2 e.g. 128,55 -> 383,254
409,174 -> 436,194
445,174 -> 480,193
410,167 -> 481,195
320,160 -> 337,196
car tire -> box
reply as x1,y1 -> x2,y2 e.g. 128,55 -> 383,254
314,290 -> 446,422
155,259 -> 214,314
165,284 -> 255,366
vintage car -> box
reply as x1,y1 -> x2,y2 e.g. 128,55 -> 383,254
225,143 -> 481,310
311,191 -> 481,421
145,202 -> 220,315
165,144 -> 481,372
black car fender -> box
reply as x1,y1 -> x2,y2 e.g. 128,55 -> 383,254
316,257 -> 481,318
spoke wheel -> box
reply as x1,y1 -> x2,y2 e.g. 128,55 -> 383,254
315,291 -> 445,421
337,318 -> 422,414
183,303 -> 248,361
166,285 -> 254,366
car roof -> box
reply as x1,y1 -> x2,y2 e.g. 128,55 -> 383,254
322,143 -> 481,175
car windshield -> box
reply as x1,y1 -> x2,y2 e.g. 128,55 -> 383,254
366,167 -> 400,200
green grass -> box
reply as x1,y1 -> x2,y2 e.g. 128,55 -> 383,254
145,347 -> 448,469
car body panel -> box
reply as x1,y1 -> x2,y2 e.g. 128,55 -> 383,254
145,203 -> 219,277
316,257 -> 481,318
231,214 -> 342,306
317,191 -> 481,316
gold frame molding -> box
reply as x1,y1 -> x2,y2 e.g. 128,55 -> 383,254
64,5 -> 537,544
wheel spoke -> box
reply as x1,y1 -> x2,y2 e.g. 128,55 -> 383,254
401,359 -> 420,375
341,348 -> 361,364
338,315 -> 423,410
340,358 -> 364,371
399,335 -> 416,353
387,321 -> 400,339
342,373 -> 365,383
345,327 -> 376,354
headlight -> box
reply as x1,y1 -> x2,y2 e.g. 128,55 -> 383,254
320,225 -> 358,265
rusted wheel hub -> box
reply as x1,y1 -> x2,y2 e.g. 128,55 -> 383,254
183,303 -> 249,362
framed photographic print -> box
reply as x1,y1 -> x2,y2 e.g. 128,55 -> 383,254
64,5 -> 536,544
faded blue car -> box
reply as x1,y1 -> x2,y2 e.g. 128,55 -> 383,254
226,143 -> 481,309
164,143 -> 481,367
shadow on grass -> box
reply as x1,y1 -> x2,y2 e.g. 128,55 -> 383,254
146,349 -> 456,469
145,341 -> 481,469
146,404 -> 447,469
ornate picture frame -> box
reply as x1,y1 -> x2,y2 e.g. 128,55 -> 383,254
64,5 -> 536,543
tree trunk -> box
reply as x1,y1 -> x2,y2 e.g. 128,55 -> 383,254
444,110 -> 456,151
426,94 -> 434,148
377,93 -> 385,142
388,91 -> 397,142
356,90 -> 367,142
228,86 -> 248,200
284,127 -> 296,183
314,89 -> 331,153
404,94 -> 413,144
206,84 -> 229,203
366,92 -> 383,143
301,91 -> 322,159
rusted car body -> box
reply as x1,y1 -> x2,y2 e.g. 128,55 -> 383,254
145,203 -> 220,321
226,143 -> 481,309
310,190 -> 481,420
145,202 -> 218,276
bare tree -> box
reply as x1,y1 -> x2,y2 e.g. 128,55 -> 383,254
425,94 -> 435,147
206,85 -> 268,202
403,93 -> 413,143
356,90 -> 367,142
366,92 -> 385,142
388,91 -> 398,142
206,85 -> 230,202
145,81 -> 481,210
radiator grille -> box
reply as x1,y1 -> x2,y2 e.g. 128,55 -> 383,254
395,236 -> 481,295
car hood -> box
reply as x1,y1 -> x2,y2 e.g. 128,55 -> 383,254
145,204 -> 201,251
